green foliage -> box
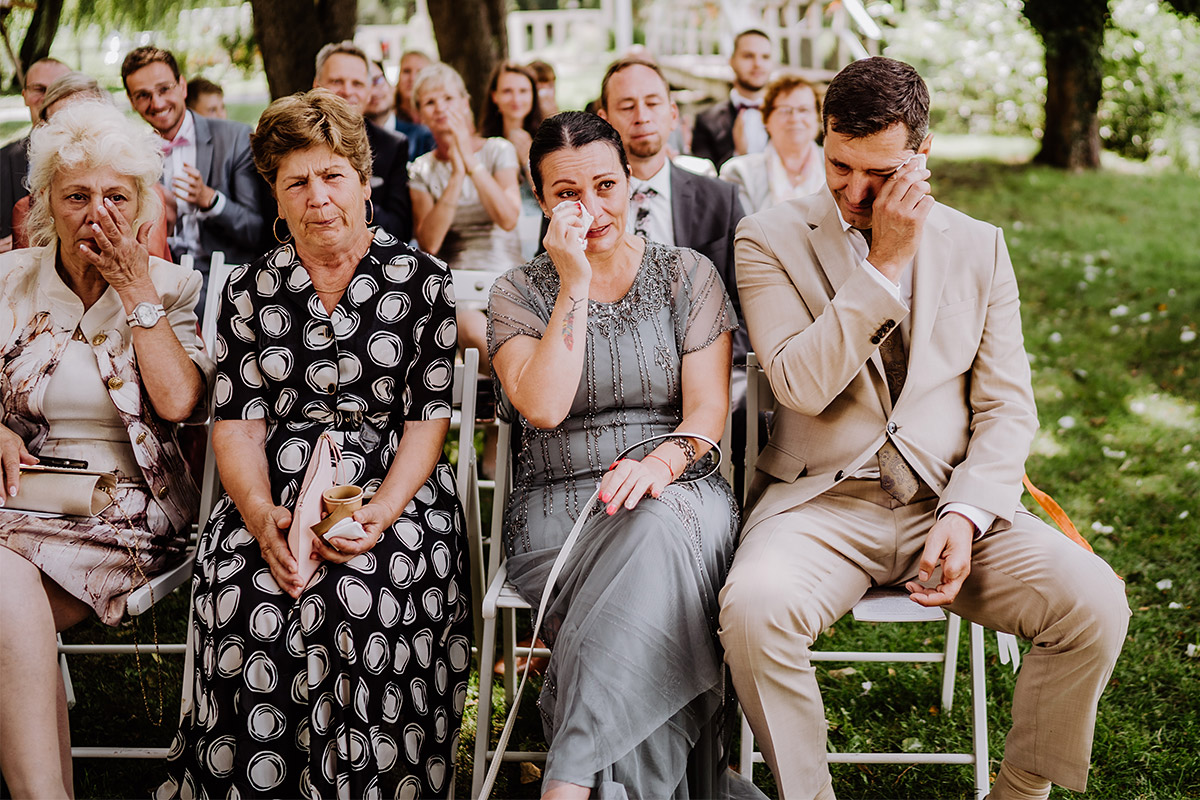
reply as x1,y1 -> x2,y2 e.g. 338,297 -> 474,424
1101,1 -> 1200,171
875,0 -> 1200,173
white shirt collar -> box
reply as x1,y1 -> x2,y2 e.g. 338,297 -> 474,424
168,109 -> 197,147
634,159 -> 672,197
730,87 -> 763,108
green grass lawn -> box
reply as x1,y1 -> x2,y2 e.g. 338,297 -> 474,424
56,159 -> 1199,799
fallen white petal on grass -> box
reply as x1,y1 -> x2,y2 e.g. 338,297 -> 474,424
1180,511 -> 1190,520
1102,446 -> 1127,459
1092,521 -> 1115,534
1109,324 -> 1121,335
1169,602 -> 1183,609
1187,644 -> 1198,658
1058,416 -> 1077,430
1182,328 -> 1197,343
1156,579 -> 1173,591
1138,312 -> 1153,323
827,667 -> 857,679
1110,305 -> 1129,317
1048,331 -> 1063,344
1130,401 -> 1147,414
861,681 -> 873,695
1183,444 -> 1193,454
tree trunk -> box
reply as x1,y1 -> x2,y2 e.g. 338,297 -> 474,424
250,0 -> 358,100
1037,41 -> 1102,169
12,0 -> 64,91
1023,1 -> 1107,170
428,0 -> 507,118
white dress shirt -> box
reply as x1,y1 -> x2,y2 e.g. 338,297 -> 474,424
626,161 -> 675,246
837,205 -> 996,537
162,111 -> 227,258
730,88 -> 769,156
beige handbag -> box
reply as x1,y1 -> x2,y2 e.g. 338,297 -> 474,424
12,465 -> 118,516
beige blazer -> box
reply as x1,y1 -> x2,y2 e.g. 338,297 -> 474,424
736,190 -> 1037,536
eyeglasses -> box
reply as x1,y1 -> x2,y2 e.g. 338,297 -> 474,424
770,106 -> 816,118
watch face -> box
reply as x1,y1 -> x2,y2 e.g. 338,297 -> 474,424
132,303 -> 164,327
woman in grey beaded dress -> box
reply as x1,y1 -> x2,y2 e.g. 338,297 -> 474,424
488,111 -> 756,799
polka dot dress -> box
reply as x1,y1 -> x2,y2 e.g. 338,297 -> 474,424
158,230 -> 472,799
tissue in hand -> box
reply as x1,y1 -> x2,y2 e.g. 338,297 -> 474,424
551,200 -> 594,251
322,516 -> 369,542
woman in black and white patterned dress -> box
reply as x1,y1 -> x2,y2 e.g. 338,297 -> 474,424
159,89 -> 471,800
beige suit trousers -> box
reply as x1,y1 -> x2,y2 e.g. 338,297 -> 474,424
719,479 -> 1129,799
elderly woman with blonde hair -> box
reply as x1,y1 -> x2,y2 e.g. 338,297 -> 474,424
9,72 -> 172,261
0,100 -> 212,798
159,89 -> 471,800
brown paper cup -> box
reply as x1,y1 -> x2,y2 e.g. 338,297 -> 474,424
322,485 -> 363,514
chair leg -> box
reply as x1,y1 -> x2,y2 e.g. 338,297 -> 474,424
502,608 -> 518,704
739,706 -> 756,779
473,614 -> 500,800
942,612 -> 962,712
58,636 -> 75,711
969,622 -> 991,800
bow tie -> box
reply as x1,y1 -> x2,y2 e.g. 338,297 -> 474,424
735,101 -> 762,111
162,136 -> 190,155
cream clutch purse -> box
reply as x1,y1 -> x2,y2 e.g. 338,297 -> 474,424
12,465 -> 118,517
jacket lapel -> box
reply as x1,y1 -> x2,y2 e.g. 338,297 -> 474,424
192,112 -> 215,185
669,163 -> 693,245
903,206 -> 951,401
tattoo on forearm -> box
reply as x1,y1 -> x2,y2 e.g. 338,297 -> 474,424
562,296 -> 583,350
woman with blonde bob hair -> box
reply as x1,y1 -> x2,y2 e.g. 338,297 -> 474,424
410,62 -> 521,373
160,89 -> 471,800
0,100 -> 212,798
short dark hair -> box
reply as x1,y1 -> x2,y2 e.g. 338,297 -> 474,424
121,46 -> 180,91
599,56 -> 669,111
527,60 -> 556,84
822,57 -> 929,150
186,76 -> 223,104
733,29 -> 771,51
529,111 -> 630,200
480,61 -> 543,139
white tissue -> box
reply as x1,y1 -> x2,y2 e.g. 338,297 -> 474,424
551,200 -> 593,251
323,516 -> 369,541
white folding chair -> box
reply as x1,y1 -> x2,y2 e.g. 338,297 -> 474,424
737,353 -> 1019,799
471,384 -> 737,798
62,252 -> 234,759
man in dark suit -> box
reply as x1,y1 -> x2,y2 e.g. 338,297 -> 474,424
692,29 -> 774,171
1,58 -> 71,252
598,56 -> 748,361
314,41 -> 412,242
122,46 -> 269,309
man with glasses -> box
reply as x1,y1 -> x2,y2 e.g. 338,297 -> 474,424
1,58 -> 71,252
122,46 -> 269,308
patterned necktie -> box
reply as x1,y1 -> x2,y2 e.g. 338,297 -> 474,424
858,226 -> 921,503
877,328 -> 921,503
632,185 -> 657,238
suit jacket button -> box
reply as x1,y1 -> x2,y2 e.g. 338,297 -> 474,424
92,333 -> 107,346
835,470 -> 844,481
107,376 -> 124,390
870,335 -> 881,345
887,421 -> 898,434
157,485 -> 170,498
135,431 -> 147,444
885,319 -> 896,329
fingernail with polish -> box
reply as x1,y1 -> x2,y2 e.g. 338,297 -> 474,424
600,492 -> 609,503
606,505 -> 615,515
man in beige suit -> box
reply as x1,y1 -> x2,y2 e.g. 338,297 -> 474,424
719,57 -> 1129,800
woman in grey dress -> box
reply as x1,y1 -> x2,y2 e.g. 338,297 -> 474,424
488,111 -> 753,799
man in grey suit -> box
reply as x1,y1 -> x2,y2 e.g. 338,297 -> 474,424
1,58 -> 71,253
598,56 -> 748,361
122,46 -> 268,310
720,57 -> 1128,800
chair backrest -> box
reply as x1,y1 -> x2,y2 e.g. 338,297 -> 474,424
451,350 -> 485,648
201,251 -> 233,353
744,352 -> 772,503
452,269 -> 498,310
